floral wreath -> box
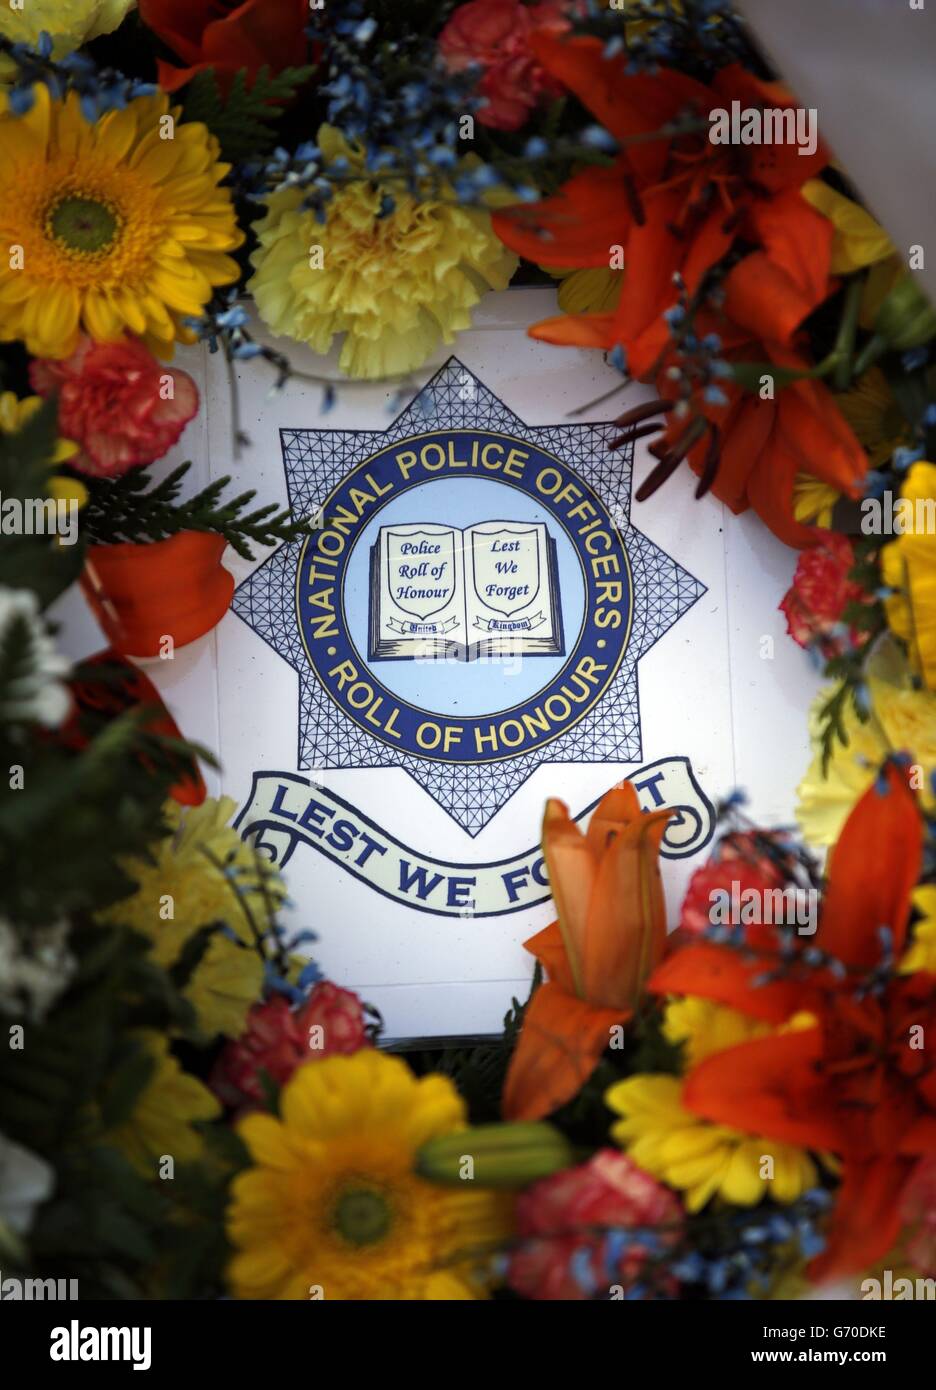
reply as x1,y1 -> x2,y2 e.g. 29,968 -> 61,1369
1,0 -> 935,1304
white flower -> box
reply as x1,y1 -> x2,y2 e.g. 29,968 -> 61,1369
0,1133 -> 54,1240
0,917 -> 75,1022
0,587 -> 71,728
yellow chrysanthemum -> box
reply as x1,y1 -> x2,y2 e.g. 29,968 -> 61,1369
106,1031 -> 220,1177
248,126 -> 518,379
0,85 -> 243,359
792,474 -> 840,528
881,461 -> 936,689
900,886 -> 936,975
0,1 -> 135,81
227,1051 -> 512,1300
101,797 -> 281,1040
796,636 -> 936,847
607,999 -> 820,1211
834,367 -> 911,467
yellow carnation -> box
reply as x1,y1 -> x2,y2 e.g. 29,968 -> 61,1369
248,127 -> 518,379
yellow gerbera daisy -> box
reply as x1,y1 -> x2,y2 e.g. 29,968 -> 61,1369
796,636 -> 936,847
881,461 -> 936,689
248,126 -> 517,379
0,85 -> 243,359
900,886 -> 936,975
106,1031 -> 220,1177
607,1000 -> 820,1211
100,797 -> 281,1040
227,1051 -> 512,1300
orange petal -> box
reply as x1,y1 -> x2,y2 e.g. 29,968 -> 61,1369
530,34 -> 713,184
523,920 -> 576,996
649,942 -> 805,1023
528,313 -> 618,350
820,761 -> 922,968
541,797 -> 595,996
492,166 -> 634,268
502,981 -> 629,1121
683,1027 -> 840,1149
585,780 -> 643,855
582,806 -> 671,1009
809,1158 -> 913,1283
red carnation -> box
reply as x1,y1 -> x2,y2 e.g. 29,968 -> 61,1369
210,983 -> 370,1112
679,831 -> 790,937
779,533 -> 868,654
507,1150 -> 683,1300
438,0 -> 571,131
30,336 -> 198,479
138,0 -> 312,94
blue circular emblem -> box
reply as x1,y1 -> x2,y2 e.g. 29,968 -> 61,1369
297,429 -> 632,764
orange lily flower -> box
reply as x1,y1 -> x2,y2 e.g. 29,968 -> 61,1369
650,761 -> 936,1279
492,36 -> 832,373
502,783 -> 671,1122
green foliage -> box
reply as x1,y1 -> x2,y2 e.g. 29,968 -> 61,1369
0,702 -> 204,925
182,65 -> 317,164
82,461 -> 316,560
0,397 -> 85,606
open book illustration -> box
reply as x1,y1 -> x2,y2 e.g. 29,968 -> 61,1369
367,521 -> 565,661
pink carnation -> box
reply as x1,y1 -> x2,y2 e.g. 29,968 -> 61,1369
678,831 -> 790,937
507,1150 -> 683,1300
210,983 -> 370,1112
30,335 -> 199,478
438,0 -> 570,131
779,533 -> 868,657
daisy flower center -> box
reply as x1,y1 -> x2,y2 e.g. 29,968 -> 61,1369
46,194 -> 122,256
331,1185 -> 393,1247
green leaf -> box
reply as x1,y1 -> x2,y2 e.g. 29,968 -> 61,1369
82,460 -> 316,560
181,64 -> 317,164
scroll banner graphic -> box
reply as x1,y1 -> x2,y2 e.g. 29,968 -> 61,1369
233,756 -> 716,919
386,614 -> 460,636
472,612 -> 546,634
